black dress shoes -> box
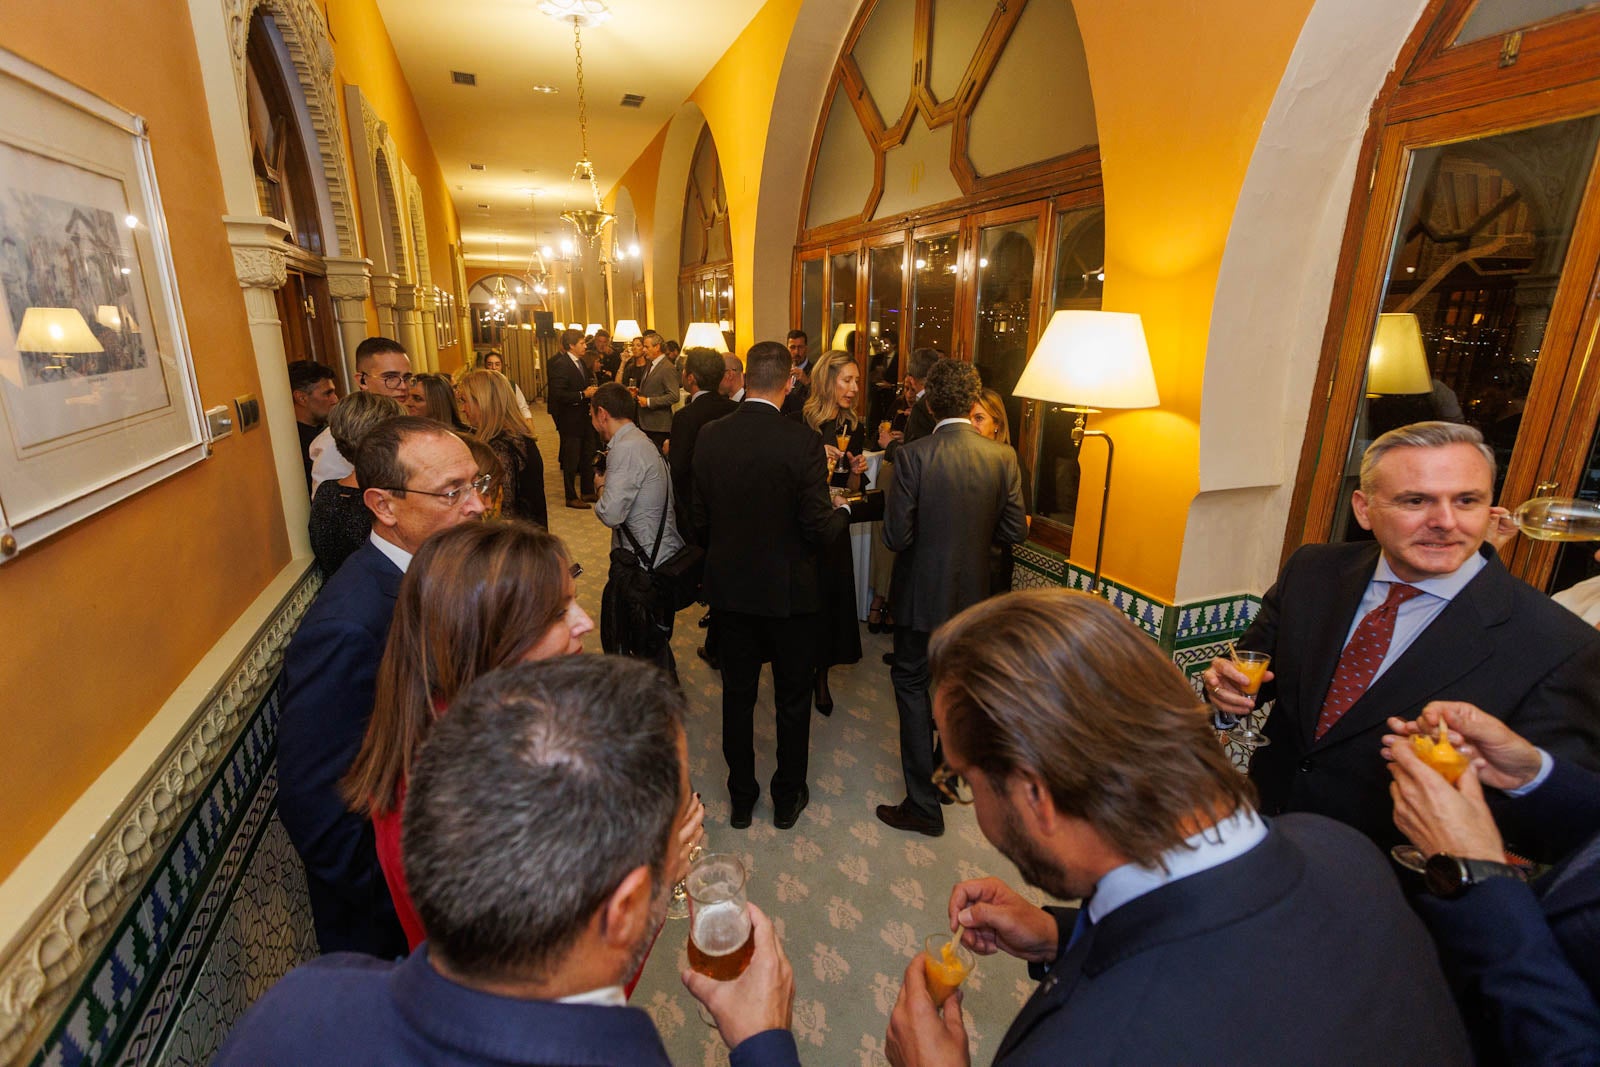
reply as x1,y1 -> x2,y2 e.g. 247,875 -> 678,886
875,801 -> 944,837
696,645 -> 720,670
731,798 -> 756,829
698,611 -> 711,629
774,785 -> 810,830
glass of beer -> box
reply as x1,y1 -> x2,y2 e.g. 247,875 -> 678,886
687,852 -> 754,982
1227,649 -> 1272,749
923,934 -> 975,1008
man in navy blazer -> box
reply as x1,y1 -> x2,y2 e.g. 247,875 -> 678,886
1386,701 -> 1600,1063
277,416 -> 486,958
221,658 -> 801,1067
885,589 -> 1468,1066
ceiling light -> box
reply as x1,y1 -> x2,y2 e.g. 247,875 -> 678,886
538,0 -> 611,27
531,84 -> 559,95
553,14 -> 615,246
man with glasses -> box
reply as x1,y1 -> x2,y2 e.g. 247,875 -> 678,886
279,416 -> 487,958
309,336 -> 413,492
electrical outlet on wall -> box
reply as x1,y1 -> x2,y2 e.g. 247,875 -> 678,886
234,394 -> 261,431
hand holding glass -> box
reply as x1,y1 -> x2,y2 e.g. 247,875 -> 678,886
1227,650 -> 1272,749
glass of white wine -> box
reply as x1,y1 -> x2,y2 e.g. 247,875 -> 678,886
1513,497 -> 1600,541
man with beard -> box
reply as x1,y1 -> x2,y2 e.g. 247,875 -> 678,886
884,589 -> 1468,1066
221,657 -> 801,1066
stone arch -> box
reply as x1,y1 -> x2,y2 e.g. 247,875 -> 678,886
373,146 -> 410,280
650,101 -> 711,344
405,172 -> 432,290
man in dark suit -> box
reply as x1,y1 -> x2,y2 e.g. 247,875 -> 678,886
1386,701 -> 1600,1063
631,329 -> 680,450
545,328 -> 598,509
1205,421 -> 1600,845
878,347 -> 940,456
670,346 -> 738,536
222,658 -> 802,1067
884,589 -> 1469,1066
779,329 -> 811,417
278,417 -> 487,957
591,327 -> 621,382
693,341 -> 850,830
878,358 -> 1027,837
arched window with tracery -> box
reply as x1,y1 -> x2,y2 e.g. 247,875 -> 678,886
679,128 -> 733,344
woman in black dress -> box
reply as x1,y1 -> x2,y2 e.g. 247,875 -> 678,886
309,392 -> 404,575
456,370 -> 549,528
797,348 -> 868,715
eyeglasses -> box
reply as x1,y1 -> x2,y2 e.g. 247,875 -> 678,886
361,371 -> 415,388
378,473 -> 494,505
932,763 -> 974,805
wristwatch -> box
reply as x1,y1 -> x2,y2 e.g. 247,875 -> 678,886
1423,852 -> 1526,898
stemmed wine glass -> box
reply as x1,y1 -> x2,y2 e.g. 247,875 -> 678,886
1512,497 -> 1600,541
667,838 -> 709,921
1227,649 -> 1273,749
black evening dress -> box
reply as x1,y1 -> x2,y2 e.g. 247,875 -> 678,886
309,481 -> 372,577
489,431 -> 549,528
810,415 -> 864,669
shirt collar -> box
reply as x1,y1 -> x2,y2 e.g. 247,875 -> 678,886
746,397 -> 780,411
610,420 -> 640,445
691,389 -> 708,401
934,417 -> 972,431
556,985 -> 627,1007
649,353 -> 667,369
369,529 -> 413,572
1088,807 -> 1267,923
1372,548 -> 1485,601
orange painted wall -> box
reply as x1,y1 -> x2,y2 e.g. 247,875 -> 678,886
0,1 -> 292,878
608,125 -> 669,329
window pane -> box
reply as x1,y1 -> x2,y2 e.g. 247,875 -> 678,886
1033,207 -> 1106,527
867,243 -> 905,430
1454,0 -> 1599,44
829,250 -> 858,350
800,258 -> 824,353
1333,115 -> 1600,541
973,220 -> 1038,449
910,233 -> 958,353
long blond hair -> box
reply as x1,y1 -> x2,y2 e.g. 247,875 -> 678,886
458,369 -> 530,442
802,349 -> 861,433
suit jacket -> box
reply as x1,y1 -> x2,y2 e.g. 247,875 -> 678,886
692,401 -> 846,617
1242,541 -> 1600,846
1416,758 -> 1600,1064
994,815 -> 1469,1066
215,947 -> 802,1067
277,539 -> 408,958
669,390 -> 738,537
884,394 -> 935,463
545,349 -> 594,432
884,422 -> 1027,633
636,355 -> 680,433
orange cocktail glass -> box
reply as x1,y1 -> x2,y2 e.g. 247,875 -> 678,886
1412,723 -> 1470,783
923,934 -> 975,1008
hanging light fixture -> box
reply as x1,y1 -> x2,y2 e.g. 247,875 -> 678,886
548,3 -> 616,246
523,190 -> 552,297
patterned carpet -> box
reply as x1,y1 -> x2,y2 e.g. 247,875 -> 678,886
535,417 -> 1059,1067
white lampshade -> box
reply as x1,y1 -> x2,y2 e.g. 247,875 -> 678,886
1013,310 -> 1159,409
95,305 -> 123,331
612,318 -> 642,342
717,318 -> 732,333
584,323 -> 602,335
15,307 -> 104,354
1367,313 -> 1432,396
567,322 -> 584,331
682,321 -> 729,353
831,322 -> 855,351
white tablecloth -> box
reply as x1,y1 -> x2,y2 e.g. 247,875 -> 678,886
848,451 -> 886,621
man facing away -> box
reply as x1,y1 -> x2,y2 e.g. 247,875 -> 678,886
630,329 -> 680,450
669,346 -> 739,535
692,340 -> 850,831
545,327 -> 599,509
1204,421 -> 1600,846
878,358 -> 1027,838
879,347 -> 941,455
221,657 -> 801,1067
309,336 -> 411,492
278,417 -> 487,957
884,589 -> 1469,1066
289,359 -> 338,491
592,382 -> 684,680
721,351 -> 746,402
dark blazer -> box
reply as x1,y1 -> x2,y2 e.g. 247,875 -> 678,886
884,394 -> 935,463
884,422 -> 1027,633
215,947 -> 802,1066
545,349 -> 594,431
1416,759 -> 1600,1064
669,390 -> 738,536
277,540 -> 408,958
994,815 -> 1469,1066
1242,541 -> 1600,846
692,401 -> 847,617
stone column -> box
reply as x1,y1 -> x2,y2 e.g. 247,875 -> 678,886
394,283 -> 425,369
224,215 -> 310,558
371,272 -> 399,340
322,255 -> 372,392
418,290 -> 440,371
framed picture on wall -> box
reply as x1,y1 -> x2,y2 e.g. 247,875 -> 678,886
0,47 -> 207,562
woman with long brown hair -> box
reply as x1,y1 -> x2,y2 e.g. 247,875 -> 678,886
404,373 -> 468,431
456,369 -> 548,527
970,387 -> 1021,594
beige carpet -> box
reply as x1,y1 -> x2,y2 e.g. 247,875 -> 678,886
535,417 -> 1057,1066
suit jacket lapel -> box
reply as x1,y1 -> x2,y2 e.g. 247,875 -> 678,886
992,928 -> 1094,1061
1299,544 -> 1381,751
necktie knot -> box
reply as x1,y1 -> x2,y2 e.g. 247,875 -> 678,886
1383,583 -> 1423,610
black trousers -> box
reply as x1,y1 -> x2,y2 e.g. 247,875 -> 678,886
557,421 -> 596,500
718,610 -> 816,810
891,626 -> 943,823
643,428 -> 670,452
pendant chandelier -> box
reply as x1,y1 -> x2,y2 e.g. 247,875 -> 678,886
548,4 -> 615,246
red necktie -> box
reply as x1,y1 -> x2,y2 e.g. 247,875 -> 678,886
1315,583 -> 1423,740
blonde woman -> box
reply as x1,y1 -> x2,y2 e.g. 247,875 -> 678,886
971,387 -> 1018,593
456,370 -> 548,527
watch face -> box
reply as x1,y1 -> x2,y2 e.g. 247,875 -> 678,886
1424,853 -> 1468,898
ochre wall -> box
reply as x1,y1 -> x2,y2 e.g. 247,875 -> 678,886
0,1 -> 292,879
609,124 -> 669,332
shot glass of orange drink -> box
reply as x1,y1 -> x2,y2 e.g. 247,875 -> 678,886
923,934 -> 976,1008
1412,722 -> 1470,783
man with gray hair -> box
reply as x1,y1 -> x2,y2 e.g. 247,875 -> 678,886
1205,420 -> 1600,845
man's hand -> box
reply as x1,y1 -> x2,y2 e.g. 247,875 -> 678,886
947,878 -> 1058,962
592,473 -> 605,494
1486,505 -> 1518,552
879,425 -> 903,449
1387,740 -> 1505,860
583,385 -> 597,398
1383,701 -> 1543,791
1201,656 -> 1270,718
683,903 -> 793,1051
849,453 -> 869,475
885,954 -> 970,1067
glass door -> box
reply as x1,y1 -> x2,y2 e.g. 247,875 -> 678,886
909,227 -> 962,355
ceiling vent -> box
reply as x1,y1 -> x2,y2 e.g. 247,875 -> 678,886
469,162 -> 487,172
620,93 -> 645,108
476,203 -> 490,210
451,71 -> 477,86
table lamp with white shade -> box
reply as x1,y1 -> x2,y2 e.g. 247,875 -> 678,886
15,307 -> 104,376
682,321 -> 729,353
584,323 -> 602,336
831,322 -> 855,352
1366,313 -> 1432,396
612,318 -> 642,343
1012,310 -> 1160,594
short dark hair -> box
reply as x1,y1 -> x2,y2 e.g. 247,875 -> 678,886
590,381 -> 636,420
559,329 -> 582,352
594,329 -> 610,340
354,336 -> 407,368
745,340 -> 791,393
924,358 -> 980,420
684,348 -> 725,393
906,347 -> 941,382
288,360 -> 335,394
786,329 -> 807,343
353,415 -> 453,491
404,657 -> 684,980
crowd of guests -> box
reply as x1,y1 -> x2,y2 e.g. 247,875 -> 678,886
251,331 -> 1600,1064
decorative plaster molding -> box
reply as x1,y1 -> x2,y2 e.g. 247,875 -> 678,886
0,567 -> 322,1063
232,246 -> 288,291
404,171 -> 431,289
392,283 -> 418,312
322,256 -> 373,301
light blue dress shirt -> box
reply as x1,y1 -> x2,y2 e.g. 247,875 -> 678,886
1087,807 -> 1269,923
1343,550 -> 1486,688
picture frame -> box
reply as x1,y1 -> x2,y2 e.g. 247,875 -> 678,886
0,47 -> 207,563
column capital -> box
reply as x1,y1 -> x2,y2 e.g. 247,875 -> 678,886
222,215 -> 291,291
392,283 -> 418,312
370,272 -> 399,307
322,255 -> 373,301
